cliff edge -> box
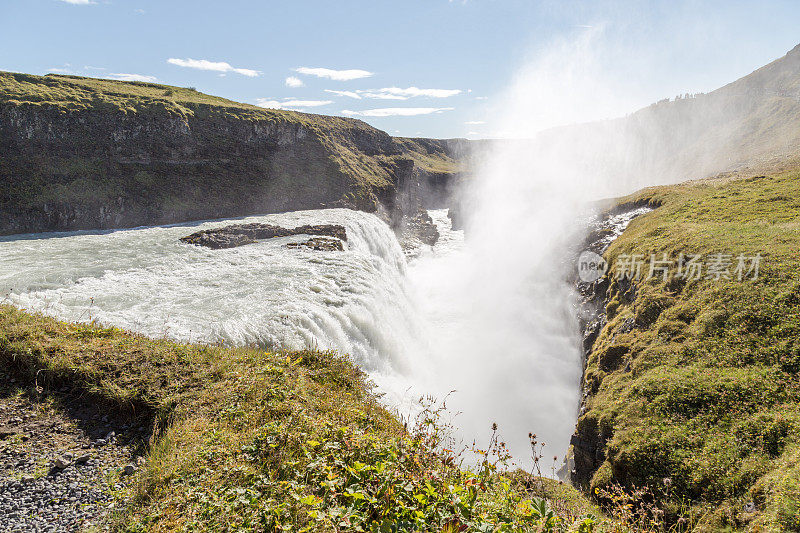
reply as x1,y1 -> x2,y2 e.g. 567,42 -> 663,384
0,72 -> 466,235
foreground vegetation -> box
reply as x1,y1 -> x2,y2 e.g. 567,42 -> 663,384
0,305 -> 608,531
576,168 -> 800,531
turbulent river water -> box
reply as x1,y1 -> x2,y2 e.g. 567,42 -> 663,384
0,209 -> 430,396
0,207 -> 580,465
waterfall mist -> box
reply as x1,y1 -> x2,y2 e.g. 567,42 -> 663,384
405,26 -> 738,466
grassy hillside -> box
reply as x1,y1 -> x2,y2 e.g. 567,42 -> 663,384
574,168 -> 800,531
0,305 -> 607,531
619,44 -> 800,182
0,72 -> 463,235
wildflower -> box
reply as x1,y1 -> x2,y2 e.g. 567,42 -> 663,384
662,477 -> 672,487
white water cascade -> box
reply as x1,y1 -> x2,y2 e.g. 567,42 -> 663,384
1,31 -> 664,467
0,209 -> 430,397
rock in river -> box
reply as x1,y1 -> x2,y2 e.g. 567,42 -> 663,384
180,223 -> 347,250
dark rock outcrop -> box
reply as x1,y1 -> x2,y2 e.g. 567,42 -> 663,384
406,209 -> 440,247
180,223 -> 346,250
566,205 -> 654,487
286,237 -> 344,252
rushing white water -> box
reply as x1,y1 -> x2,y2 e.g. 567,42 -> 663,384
0,209 -> 428,394
1,203 -> 578,466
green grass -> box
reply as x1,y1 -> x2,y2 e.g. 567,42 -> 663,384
576,169 -> 800,531
1,71 -> 295,116
0,304 -> 607,532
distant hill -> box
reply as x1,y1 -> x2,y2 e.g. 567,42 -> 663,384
3,44 -> 800,235
0,72 -> 466,235
475,44 -> 800,196
617,42 -> 800,182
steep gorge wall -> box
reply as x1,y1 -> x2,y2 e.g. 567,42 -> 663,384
0,72 -> 466,235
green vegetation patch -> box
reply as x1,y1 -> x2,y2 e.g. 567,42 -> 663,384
578,169 -> 800,531
0,305 -> 605,531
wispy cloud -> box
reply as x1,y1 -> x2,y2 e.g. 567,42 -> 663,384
47,65 -> 155,83
475,96 -> 489,100
295,67 -> 372,81
342,107 -> 454,117
167,58 -> 259,77
361,87 -> 461,99
324,89 -> 361,99
464,120 -> 485,125
285,76 -> 304,88
59,0 -> 94,4
255,98 -> 333,111
106,73 -> 157,82
324,87 -> 462,101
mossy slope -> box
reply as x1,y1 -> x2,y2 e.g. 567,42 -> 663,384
574,169 -> 800,531
0,304 -> 604,531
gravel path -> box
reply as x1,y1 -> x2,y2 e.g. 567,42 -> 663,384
0,372 -> 151,532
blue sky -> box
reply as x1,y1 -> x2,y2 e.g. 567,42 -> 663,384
2,0 -> 799,138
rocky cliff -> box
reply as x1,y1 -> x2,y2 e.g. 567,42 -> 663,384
566,171 -> 800,530
0,72 -> 467,235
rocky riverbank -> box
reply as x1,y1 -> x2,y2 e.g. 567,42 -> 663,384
0,370 -> 150,532
566,202 -> 656,485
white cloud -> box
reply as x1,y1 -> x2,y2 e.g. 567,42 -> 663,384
475,96 -> 488,100
107,73 -> 157,82
467,131 -> 479,135
255,98 -> 333,110
167,58 -> 259,77
47,67 -> 73,74
360,92 -> 406,100
464,120 -> 485,125
324,89 -> 361,99
295,67 -> 372,81
326,87 -> 462,101
361,87 -> 462,99
59,0 -> 94,4
342,107 -> 454,117
285,76 -> 304,88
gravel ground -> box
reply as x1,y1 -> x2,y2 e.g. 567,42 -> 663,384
0,372 -> 152,532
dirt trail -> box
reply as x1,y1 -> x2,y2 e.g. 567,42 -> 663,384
0,371 -> 151,532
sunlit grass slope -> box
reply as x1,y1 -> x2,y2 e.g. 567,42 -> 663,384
0,305 -> 604,531
577,169 -> 800,531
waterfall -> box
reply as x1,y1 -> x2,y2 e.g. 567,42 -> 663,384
0,209 -> 426,389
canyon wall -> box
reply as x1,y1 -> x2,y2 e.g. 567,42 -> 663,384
0,72 -> 467,235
